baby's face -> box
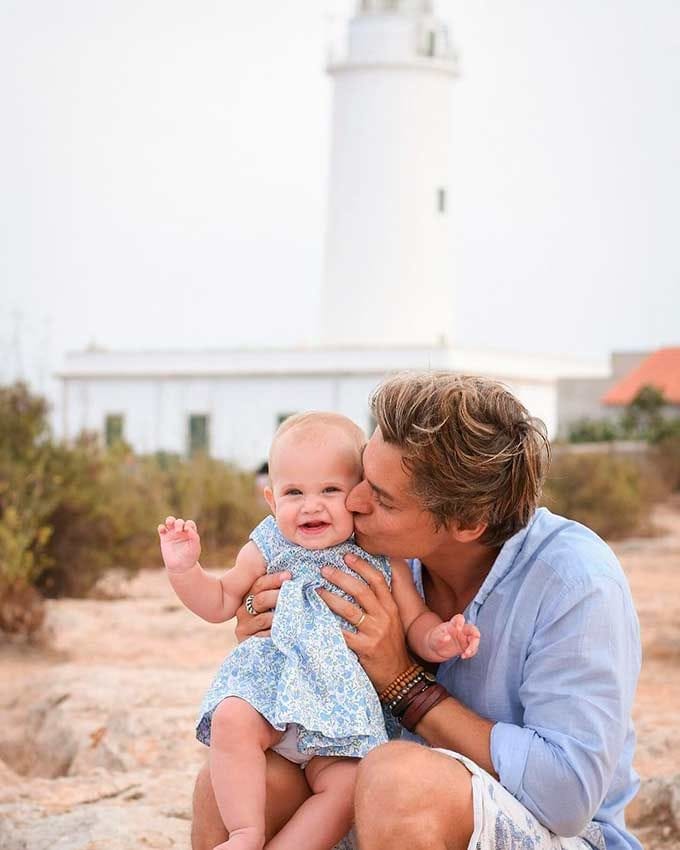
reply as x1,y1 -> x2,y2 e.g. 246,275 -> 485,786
265,428 -> 362,550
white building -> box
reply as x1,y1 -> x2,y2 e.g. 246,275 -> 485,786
58,0 -> 607,468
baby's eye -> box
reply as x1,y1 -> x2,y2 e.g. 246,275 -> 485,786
283,488 -> 302,496
322,486 -> 342,494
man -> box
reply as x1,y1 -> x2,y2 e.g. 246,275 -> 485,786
193,373 -> 641,850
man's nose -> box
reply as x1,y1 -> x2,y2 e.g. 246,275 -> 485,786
346,479 -> 371,514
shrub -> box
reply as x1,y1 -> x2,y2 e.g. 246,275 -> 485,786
567,386 -> 678,445
36,436 -> 168,597
650,420 -> 680,492
568,418 -> 619,443
0,382 -> 266,635
154,451 -> 266,567
0,384 -> 59,633
543,451 -> 665,540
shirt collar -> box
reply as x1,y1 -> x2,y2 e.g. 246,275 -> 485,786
469,507 -> 546,610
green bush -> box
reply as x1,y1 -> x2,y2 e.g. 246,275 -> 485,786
0,382 -> 266,633
156,451 -> 266,566
650,420 -> 680,492
0,384 -> 59,631
35,436 -> 165,597
543,451 -> 666,540
567,385 -> 678,445
568,418 -> 620,443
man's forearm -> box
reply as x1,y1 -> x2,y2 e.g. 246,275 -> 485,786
413,695 -> 497,778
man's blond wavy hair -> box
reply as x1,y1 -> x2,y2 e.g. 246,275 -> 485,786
370,372 -> 550,547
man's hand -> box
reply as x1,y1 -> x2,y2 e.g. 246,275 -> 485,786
234,571 -> 291,641
426,614 -> 480,661
158,516 -> 201,574
317,553 -> 411,692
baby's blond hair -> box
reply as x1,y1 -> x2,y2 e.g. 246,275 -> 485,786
269,412 -> 366,474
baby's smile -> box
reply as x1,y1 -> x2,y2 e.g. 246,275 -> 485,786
299,520 -> 331,534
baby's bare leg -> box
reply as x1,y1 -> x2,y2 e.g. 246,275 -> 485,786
265,756 -> 358,850
210,697 -> 283,850
191,752 -> 312,850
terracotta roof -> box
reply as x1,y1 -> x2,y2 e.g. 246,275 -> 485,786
602,347 -> 680,406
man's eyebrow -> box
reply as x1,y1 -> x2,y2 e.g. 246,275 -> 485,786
367,479 -> 396,504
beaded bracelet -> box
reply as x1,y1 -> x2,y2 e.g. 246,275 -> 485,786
389,680 -> 432,717
380,670 -> 431,710
378,663 -> 421,703
385,672 -> 431,712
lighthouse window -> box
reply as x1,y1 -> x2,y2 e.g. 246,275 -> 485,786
437,187 -> 447,214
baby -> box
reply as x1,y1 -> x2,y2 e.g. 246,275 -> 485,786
158,412 -> 480,850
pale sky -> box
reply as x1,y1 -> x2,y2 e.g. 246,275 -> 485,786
1,0 -> 679,406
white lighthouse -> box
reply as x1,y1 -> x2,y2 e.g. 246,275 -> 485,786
57,1 -> 609,463
321,0 -> 458,347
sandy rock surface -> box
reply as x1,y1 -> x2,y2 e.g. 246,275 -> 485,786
1,500 -> 679,850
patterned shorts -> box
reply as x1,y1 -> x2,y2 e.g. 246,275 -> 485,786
436,749 -> 605,850
332,748 -> 606,850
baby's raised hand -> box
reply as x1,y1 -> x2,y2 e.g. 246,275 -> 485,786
427,613 -> 481,661
158,516 -> 201,574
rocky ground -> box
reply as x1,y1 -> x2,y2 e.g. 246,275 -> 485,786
1,501 -> 679,850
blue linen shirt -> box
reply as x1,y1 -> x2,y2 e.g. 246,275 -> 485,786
407,507 -> 642,850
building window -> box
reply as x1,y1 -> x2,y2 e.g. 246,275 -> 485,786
437,187 -> 447,214
426,31 -> 436,57
276,412 -> 298,429
188,414 -> 210,457
105,414 -> 124,448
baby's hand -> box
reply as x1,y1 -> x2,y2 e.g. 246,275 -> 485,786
158,516 -> 201,574
427,614 -> 480,661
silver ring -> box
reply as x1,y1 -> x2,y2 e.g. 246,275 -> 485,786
245,594 -> 259,616
354,611 -> 366,629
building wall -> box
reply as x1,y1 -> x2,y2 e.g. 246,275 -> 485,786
504,379 -> 558,437
63,374 -> 383,469
556,377 -> 616,438
62,371 -> 560,469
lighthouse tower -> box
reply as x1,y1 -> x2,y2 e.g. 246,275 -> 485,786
321,0 -> 458,348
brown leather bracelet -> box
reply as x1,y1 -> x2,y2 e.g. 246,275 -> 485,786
390,681 -> 432,718
401,683 -> 449,732
398,682 -> 439,724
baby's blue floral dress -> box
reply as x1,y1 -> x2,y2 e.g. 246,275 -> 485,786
196,515 -> 396,761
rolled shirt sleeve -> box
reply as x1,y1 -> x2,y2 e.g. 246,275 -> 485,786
490,575 -> 641,837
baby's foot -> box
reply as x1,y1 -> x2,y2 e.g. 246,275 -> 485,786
214,827 -> 265,850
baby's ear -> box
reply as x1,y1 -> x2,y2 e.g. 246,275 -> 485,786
263,486 -> 276,515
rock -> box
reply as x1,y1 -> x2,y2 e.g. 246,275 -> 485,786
0,802 -> 189,850
88,569 -> 132,600
669,774 -> 680,832
626,777 -> 672,827
0,768 -> 194,850
0,756 -> 19,787
0,664 -> 209,779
